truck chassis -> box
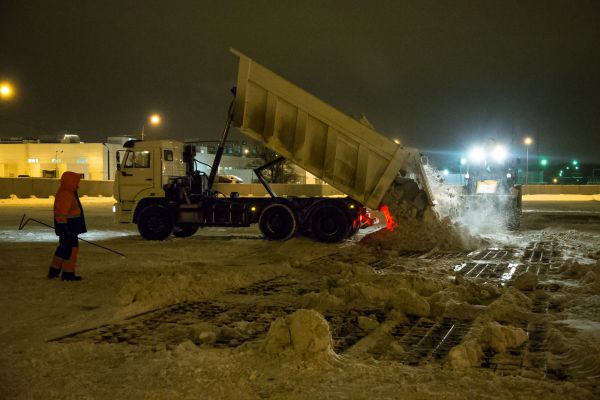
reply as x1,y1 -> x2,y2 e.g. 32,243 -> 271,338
136,168 -> 364,243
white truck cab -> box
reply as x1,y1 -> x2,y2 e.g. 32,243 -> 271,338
113,140 -> 185,223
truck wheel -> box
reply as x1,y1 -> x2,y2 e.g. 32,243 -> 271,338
172,224 -> 199,238
311,205 -> 349,243
259,203 -> 297,241
137,205 -> 173,240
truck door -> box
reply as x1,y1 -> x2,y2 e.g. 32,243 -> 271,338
117,149 -> 155,201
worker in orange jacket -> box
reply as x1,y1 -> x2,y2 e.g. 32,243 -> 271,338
48,171 -> 87,281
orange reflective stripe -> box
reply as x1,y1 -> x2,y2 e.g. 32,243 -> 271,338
51,256 -> 64,269
62,247 -> 78,272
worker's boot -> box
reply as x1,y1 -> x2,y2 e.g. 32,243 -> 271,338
48,266 -> 61,279
61,271 -> 83,281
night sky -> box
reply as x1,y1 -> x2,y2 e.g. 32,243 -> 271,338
1,0 -> 599,167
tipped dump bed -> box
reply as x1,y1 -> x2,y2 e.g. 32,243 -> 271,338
231,49 -> 423,209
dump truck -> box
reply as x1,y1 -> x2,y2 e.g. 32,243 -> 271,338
113,49 -> 433,242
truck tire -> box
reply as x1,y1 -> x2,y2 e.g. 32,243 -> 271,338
311,204 -> 350,243
172,224 -> 199,238
137,205 -> 173,240
259,203 -> 297,241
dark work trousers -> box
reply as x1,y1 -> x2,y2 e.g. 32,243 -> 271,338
51,233 -> 79,272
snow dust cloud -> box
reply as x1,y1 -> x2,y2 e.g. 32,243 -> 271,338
366,165 -> 485,252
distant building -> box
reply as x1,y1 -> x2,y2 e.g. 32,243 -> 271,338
0,135 -> 320,184
0,134 -> 129,179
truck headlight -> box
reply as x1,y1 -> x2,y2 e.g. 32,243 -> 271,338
112,205 -> 116,213
468,147 -> 485,164
492,145 -> 507,163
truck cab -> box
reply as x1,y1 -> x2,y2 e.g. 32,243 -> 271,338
113,140 -> 185,224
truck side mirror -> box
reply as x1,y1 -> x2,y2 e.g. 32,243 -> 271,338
116,163 -> 121,171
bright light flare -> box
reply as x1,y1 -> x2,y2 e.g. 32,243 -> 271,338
524,137 -> 533,146
149,114 -> 161,125
468,147 -> 485,164
0,82 -> 15,100
492,145 -> 507,163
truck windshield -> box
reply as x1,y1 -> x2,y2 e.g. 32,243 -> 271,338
123,150 -> 151,168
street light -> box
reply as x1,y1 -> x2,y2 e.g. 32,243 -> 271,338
141,113 -> 161,140
0,81 -> 15,101
150,114 -> 161,125
524,137 -> 533,185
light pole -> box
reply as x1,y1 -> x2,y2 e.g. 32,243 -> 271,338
524,137 -> 533,185
54,150 -> 63,178
141,113 -> 161,140
459,157 -> 467,185
102,143 -> 111,180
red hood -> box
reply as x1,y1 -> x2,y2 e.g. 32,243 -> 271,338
59,171 -> 81,192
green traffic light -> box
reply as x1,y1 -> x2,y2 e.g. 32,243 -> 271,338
540,159 -> 548,166
572,160 -> 578,166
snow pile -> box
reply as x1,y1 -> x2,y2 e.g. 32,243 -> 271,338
118,272 -> 192,307
294,258 -> 437,317
509,271 -> 539,291
262,309 -> 334,360
368,168 -> 484,252
475,287 -> 533,323
447,322 -> 528,368
559,259 -> 600,293
428,278 -> 500,319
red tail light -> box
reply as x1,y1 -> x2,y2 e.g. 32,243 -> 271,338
379,204 -> 397,231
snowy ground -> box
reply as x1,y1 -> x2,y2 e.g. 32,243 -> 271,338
1,197 -> 599,399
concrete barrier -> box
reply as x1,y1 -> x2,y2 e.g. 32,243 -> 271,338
0,177 -> 113,198
523,185 -> 600,195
